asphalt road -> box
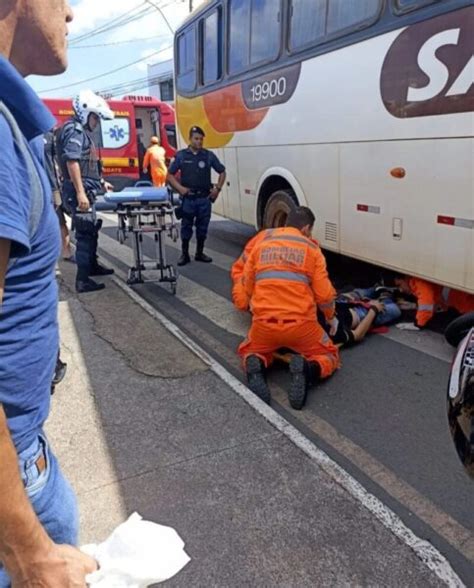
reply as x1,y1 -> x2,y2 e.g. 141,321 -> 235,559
97,213 -> 473,585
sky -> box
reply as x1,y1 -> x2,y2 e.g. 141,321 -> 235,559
29,0 -> 205,98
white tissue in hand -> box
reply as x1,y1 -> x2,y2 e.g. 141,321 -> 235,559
82,512 -> 190,587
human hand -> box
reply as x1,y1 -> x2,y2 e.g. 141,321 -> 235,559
396,322 -> 420,331
209,187 -> 220,202
328,317 -> 339,337
179,187 -> 190,197
370,301 -> 385,314
11,544 -> 97,588
104,181 -> 114,192
76,191 -> 90,212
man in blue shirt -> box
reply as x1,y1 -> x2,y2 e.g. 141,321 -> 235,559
167,126 -> 226,266
0,1 -> 96,585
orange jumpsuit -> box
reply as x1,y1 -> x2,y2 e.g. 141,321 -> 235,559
143,145 -> 167,187
237,227 -> 339,378
408,278 -> 474,327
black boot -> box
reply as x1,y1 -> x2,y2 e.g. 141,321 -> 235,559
76,279 -> 106,293
177,240 -> 191,266
288,357 -> 321,410
90,264 -> 114,276
245,355 -> 271,404
195,239 -> 212,263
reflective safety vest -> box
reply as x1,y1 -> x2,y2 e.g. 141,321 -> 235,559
240,227 -> 336,322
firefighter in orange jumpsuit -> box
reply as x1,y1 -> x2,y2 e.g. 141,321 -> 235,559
394,276 -> 474,329
236,207 -> 339,409
143,136 -> 167,187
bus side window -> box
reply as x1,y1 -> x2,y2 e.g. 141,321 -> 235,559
202,8 -> 222,85
327,0 -> 381,35
394,0 -> 440,14
289,0 -> 382,52
177,25 -> 196,92
250,0 -> 281,65
229,0 -> 281,74
289,0 -> 326,51
229,0 -> 251,74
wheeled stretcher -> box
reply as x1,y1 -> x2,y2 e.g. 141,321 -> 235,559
103,187 -> 178,293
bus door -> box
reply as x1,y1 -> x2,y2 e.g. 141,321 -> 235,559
221,148 -> 242,222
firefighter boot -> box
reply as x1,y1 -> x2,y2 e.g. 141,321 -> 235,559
245,355 -> 271,404
195,238 -> 213,263
288,356 -> 320,410
177,240 -> 191,266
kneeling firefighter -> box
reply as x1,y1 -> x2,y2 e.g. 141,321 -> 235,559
236,206 -> 340,409
57,90 -> 115,293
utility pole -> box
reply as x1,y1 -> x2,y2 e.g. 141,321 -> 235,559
189,0 -> 193,13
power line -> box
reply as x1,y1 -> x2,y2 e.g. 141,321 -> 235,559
144,0 -> 175,35
69,34 -> 169,49
39,44 -> 173,94
69,4 -> 154,46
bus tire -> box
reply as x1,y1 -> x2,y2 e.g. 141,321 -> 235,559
263,189 -> 297,228
445,312 -> 474,347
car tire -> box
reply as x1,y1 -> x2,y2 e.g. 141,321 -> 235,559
263,189 -> 297,228
445,312 -> 474,347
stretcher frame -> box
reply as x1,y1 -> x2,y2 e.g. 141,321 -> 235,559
104,189 -> 179,294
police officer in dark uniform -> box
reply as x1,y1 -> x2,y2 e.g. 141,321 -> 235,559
57,90 -> 115,293
167,126 -> 226,266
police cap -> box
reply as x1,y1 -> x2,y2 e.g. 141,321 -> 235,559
189,125 -> 205,138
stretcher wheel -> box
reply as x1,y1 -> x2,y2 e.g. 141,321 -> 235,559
117,229 -> 125,244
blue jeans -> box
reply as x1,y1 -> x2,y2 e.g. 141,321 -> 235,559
347,288 -> 401,326
0,434 -> 78,587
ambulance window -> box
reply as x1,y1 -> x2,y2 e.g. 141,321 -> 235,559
101,118 -> 131,149
177,25 -> 196,91
202,8 -> 222,85
289,0 -> 326,51
165,124 -> 177,149
327,0 -> 381,36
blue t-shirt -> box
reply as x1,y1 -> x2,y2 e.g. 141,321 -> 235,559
0,56 -> 60,453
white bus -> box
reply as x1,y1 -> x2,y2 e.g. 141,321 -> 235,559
174,0 -> 473,292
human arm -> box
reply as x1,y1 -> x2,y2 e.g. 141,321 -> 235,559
231,232 -> 264,311
66,161 -> 89,211
209,153 -> 226,201
0,406 -> 97,586
143,150 -> 150,174
411,278 -> 437,328
210,171 -> 226,202
310,247 -> 337,322
166,153 -> 189,196
351,301 -> 384,342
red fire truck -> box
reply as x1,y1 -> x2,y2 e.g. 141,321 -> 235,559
43,95 -> 177,190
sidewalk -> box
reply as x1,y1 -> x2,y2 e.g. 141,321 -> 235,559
48,261 -> 451,587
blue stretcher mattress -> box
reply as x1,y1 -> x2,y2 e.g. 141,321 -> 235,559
104,187 -> 170,204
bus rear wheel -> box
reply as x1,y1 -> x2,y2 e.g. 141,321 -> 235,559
263,189 -> 297,228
